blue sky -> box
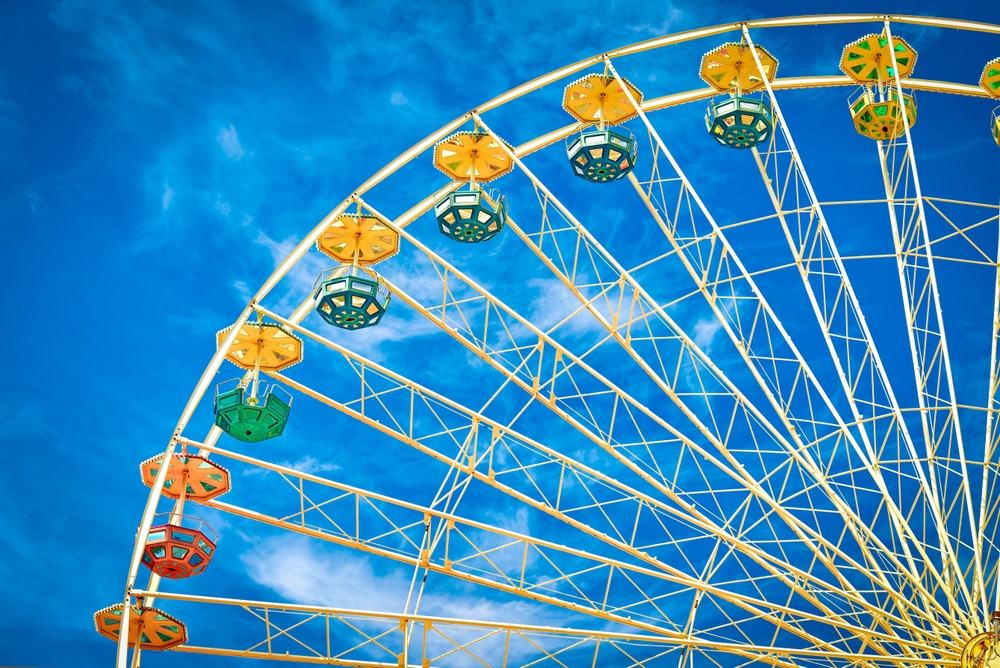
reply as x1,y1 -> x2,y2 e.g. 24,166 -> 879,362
2,1 -> 1000,667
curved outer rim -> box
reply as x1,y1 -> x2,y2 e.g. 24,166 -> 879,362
117,14 -> 1000,665
238,13 -> 1000,336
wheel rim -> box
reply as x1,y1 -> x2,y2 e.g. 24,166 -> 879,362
109,14 -> 1000,668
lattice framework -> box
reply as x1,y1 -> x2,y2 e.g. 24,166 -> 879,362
111,14 -> 1000,668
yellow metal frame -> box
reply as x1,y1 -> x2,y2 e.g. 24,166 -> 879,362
113,14 -> 1000,668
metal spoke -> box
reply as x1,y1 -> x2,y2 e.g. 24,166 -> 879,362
740,24 -> 960,627
605,55 -> 953,634
878,17 -> 983,621
250,305 -> 936,643
136,590 -> 959,667
182,439 -> 933,654
109,14 -> 1000,668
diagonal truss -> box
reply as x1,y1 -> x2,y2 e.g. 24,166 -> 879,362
239,307 -> 956,654
875,18 -> 983,621
984,195 -> 1000,604
111,15 -> 1000,668
738,25 -> 966,626
463,111 -> 957,647
336,196 -> 964,656
195,444 -> 702,638
604,54 -> 966,635
179,438 -> 941,658
980,206 -> 1000,620
132,591 -> 958,668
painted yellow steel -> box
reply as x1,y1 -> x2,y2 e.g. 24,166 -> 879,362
699,42 -> 777,92
189,399 -> 948,653
840,33 -> 917,84
248,292 -> 977,650
354,190 -> 967,652
316,214 -> 399,265
466,113 -> 961,651
190,445 -> 793,641
239,303 -> 948,647
741,26 -> 981,629
215,322 -> 302,371
608,50 -> 972,640
432,131 -> 513,182
114,14 -> 1000,668
983,57 -> 1000,99
960,632 -> 1000,668
467,15 -> 999,119
562,73 -> 643,125
143,590 -> 933,668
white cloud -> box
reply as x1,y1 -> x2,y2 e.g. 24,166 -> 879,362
191,506 -> 232,535
692,317 -> 723,351
628,6 -> 684,36
254,230 -> 328,312
311,302 -> 442,357
233,279 -> 251,302
278,455 -> 340,475
24,190 -> 48,216
162,183 -> 175,210
256,230 -> 298,263
243,534 -> 563,626
525,277 -> 605,335
235,456 -> 338,480
390,91 -> 408,105
488,506 -> 529,535
236,529 -> 262,545
216,124 -> 246,160
214,196 -> 231,216
243,535 -> 410,611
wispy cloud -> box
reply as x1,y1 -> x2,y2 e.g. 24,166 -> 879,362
162,183 -> 174,209
628,5 -> 685,36
254,230 -> 328,309
233,279 -> 252,302
242,534 -> 564,626
278,455 -> 341,475
235,445 -> 352,480
23,190 -> 48,216
214,195 -> 232,216
243,535 -> 411,611
526,277 -> 606,336
216,124 -> 246,160
22,3 -> 998,663
693,317 -> 723,351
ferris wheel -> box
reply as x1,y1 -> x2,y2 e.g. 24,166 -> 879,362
98,13 -> 1000,668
